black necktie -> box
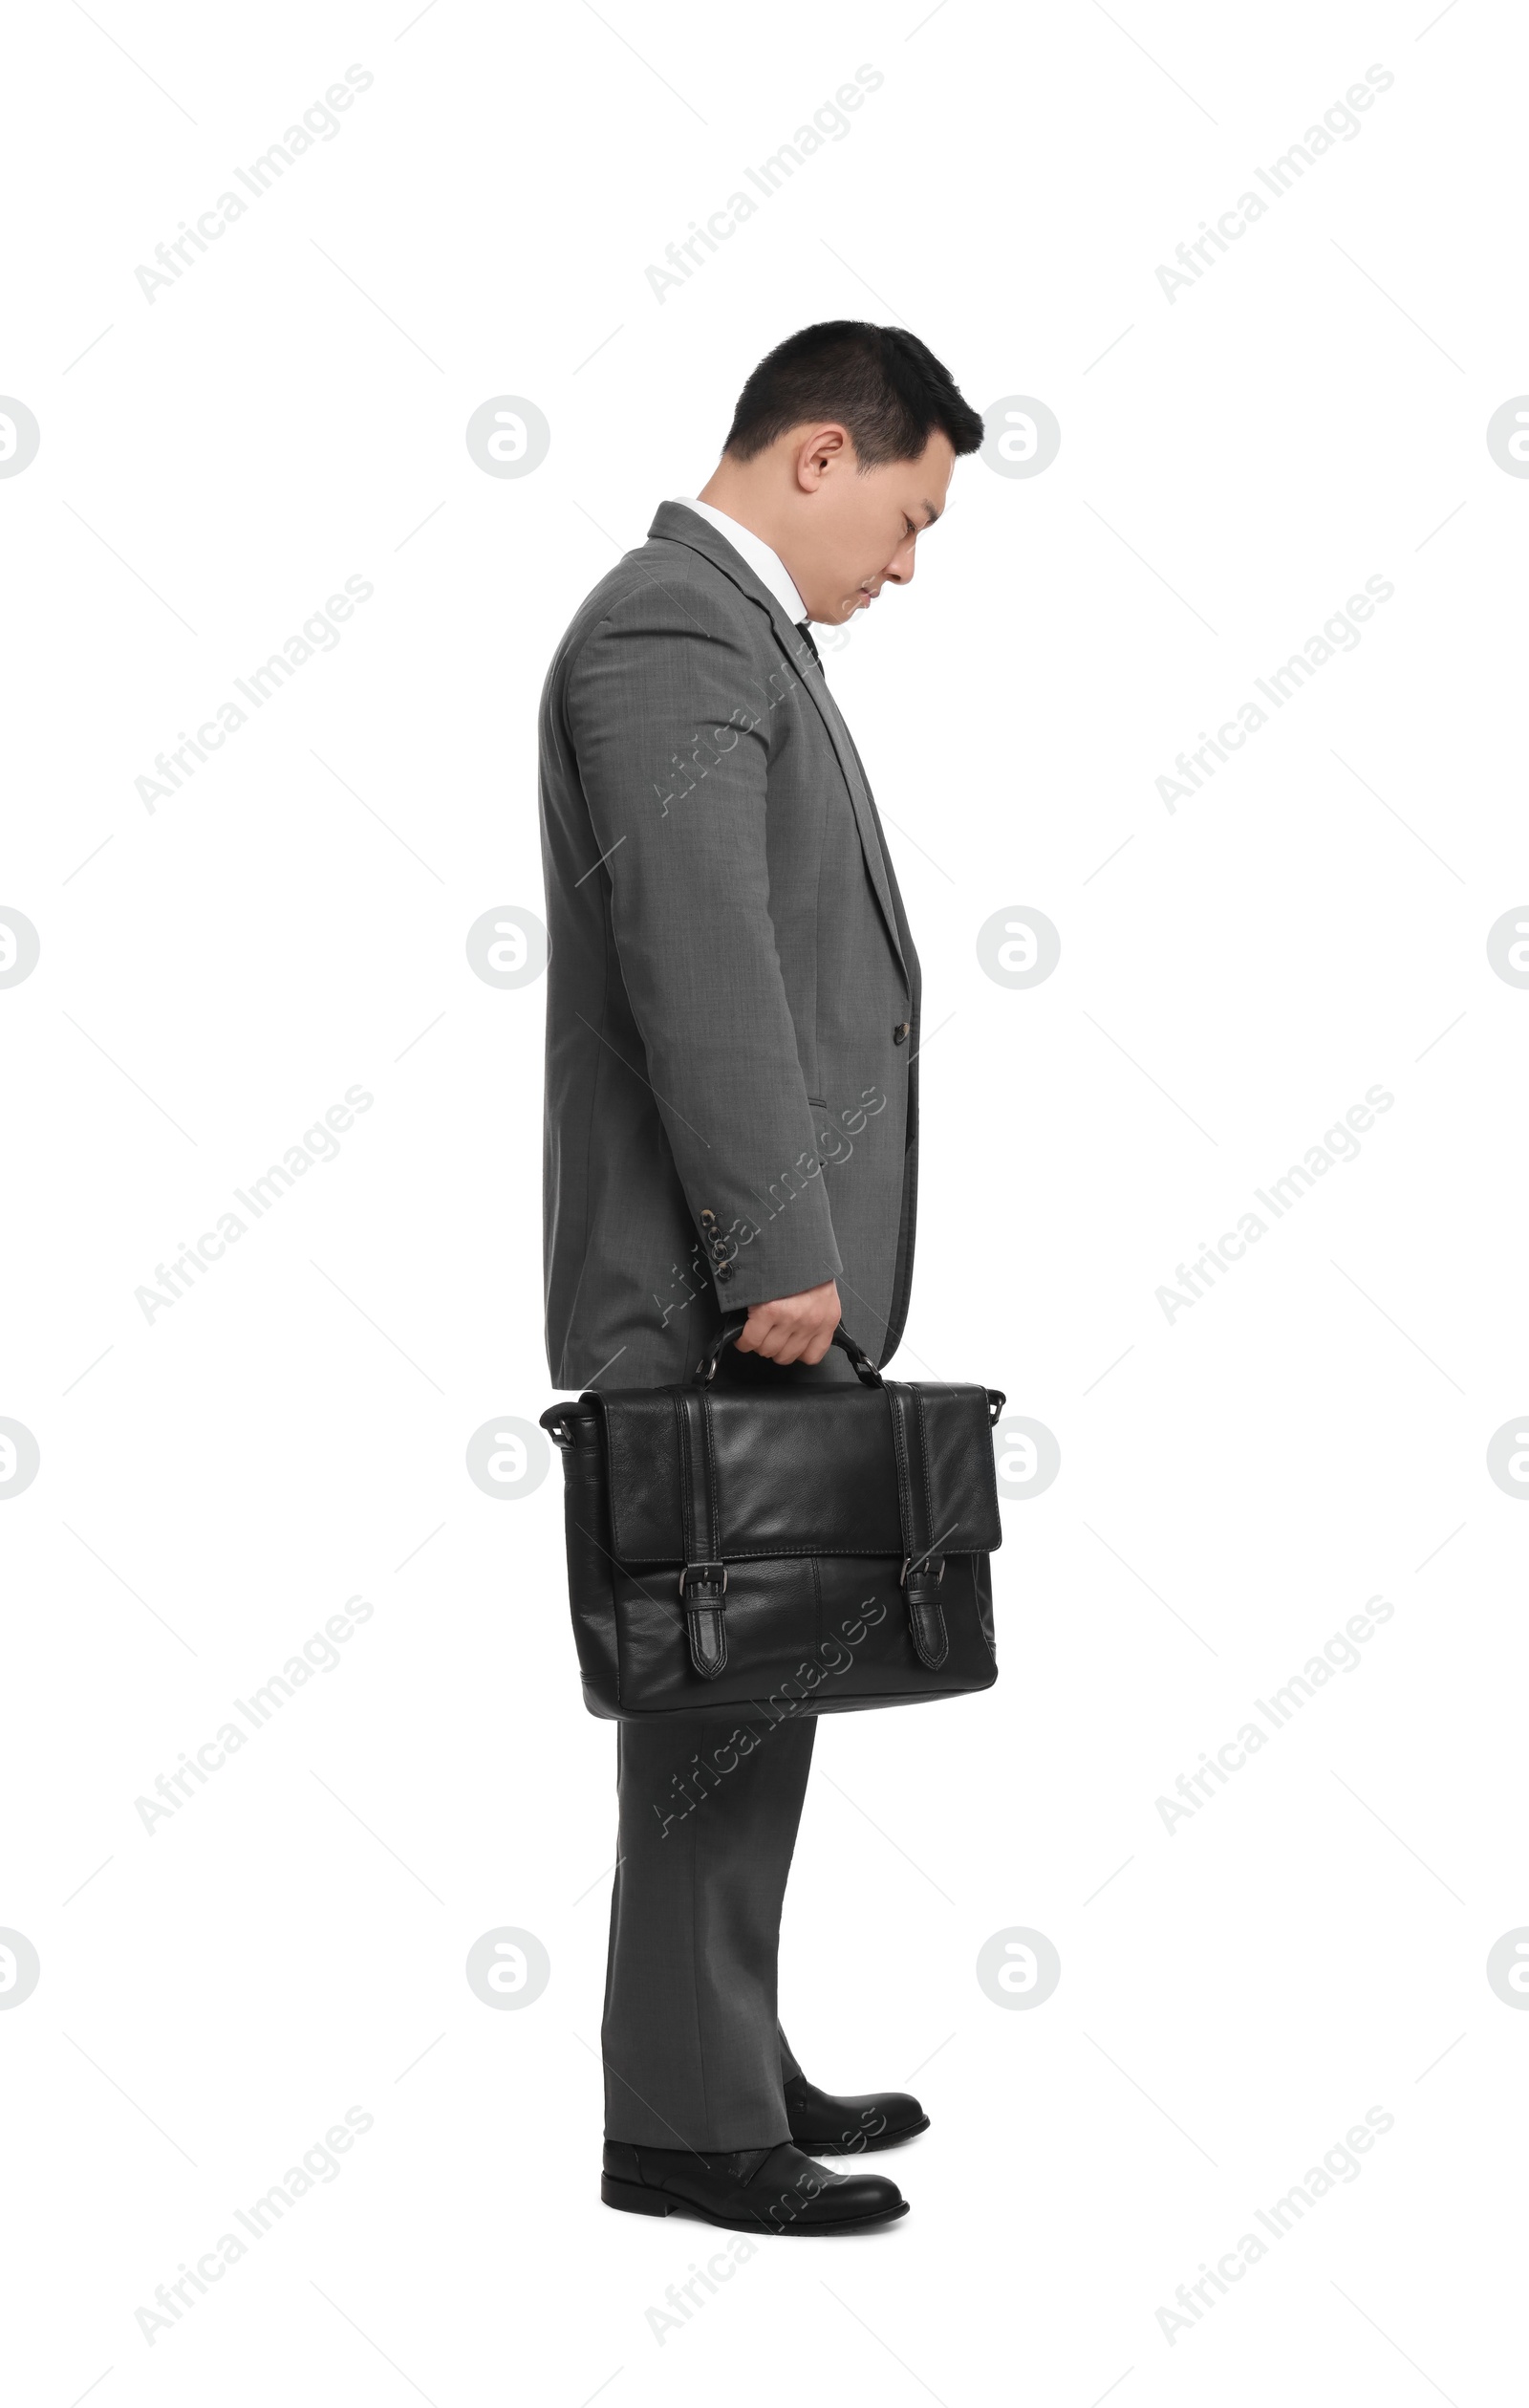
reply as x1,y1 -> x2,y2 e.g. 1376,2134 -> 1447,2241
794,618 -> 822,671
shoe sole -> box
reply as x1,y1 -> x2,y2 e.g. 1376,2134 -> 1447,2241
600,2175 -> 910,2232
790,2114 -> 931,2156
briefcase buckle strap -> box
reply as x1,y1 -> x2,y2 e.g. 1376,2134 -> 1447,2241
678,1566 -> 728,1681
674,1385 -> 728,1679
886,1383 -> 953,1672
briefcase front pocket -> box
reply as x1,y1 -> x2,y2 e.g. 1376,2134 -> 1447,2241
608,1551 -> 996,1720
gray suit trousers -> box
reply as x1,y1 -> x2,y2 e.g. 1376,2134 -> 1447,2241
599,1345 -> 852,2147
602,1708 -> 813,2149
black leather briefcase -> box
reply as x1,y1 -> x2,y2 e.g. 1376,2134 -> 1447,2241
539,1318 -> 1005,1722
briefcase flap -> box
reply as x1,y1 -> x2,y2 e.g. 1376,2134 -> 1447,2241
589,1382 -> 1002,1564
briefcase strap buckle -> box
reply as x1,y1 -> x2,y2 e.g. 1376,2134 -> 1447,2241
900,1552 -> 946,1588
678,1561 -> 728,1599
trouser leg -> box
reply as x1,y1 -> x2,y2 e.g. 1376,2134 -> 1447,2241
602,1707 -> 817,2150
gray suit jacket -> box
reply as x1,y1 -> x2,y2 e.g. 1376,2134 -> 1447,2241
538,501 -> 920,1390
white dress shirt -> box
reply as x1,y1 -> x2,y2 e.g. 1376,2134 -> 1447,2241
668,495 -> 808,627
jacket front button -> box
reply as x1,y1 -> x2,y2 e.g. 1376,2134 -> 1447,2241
893,1021 -> 912,1045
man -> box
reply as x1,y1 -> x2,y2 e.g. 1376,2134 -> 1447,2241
539,321 -> 984,2231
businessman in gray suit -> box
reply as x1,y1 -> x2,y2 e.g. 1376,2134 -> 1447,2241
539,322 -> 983,2231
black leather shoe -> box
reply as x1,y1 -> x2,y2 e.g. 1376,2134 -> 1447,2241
783,2070 -> 930,2155
601,2139 -> 908,2232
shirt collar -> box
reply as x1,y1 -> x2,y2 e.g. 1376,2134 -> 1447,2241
667,496 -> 808,627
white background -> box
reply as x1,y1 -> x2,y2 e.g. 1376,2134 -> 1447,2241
4,0 -> 1526,2400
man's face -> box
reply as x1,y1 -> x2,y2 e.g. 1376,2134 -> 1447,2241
785,427 -> 957,624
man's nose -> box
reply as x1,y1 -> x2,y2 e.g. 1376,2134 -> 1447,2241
880,536 -> 917,587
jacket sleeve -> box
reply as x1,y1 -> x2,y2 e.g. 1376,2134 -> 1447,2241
563,585 -> 842,1312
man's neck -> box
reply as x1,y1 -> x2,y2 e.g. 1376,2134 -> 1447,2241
695,471 -> 787,568
678,481 -> 808,625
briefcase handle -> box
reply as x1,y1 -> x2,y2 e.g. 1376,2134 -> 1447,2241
693,1313 -> 883,1389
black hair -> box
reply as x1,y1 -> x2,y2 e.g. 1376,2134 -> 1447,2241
721,321 -> 984,467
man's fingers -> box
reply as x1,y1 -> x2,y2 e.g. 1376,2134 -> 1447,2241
762,1324 -> 829,1364
737,1286 -> 840,1365
750,1322 -> 807,1363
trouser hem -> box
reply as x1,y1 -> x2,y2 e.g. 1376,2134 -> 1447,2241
603,2124 -> 793,2150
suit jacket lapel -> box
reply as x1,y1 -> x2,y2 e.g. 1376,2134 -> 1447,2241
647,504 -> 908,983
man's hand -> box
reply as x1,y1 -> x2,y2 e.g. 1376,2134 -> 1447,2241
736,1280 -> 841,1366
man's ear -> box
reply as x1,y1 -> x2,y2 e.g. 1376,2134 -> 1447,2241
795,424 -> 851,492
